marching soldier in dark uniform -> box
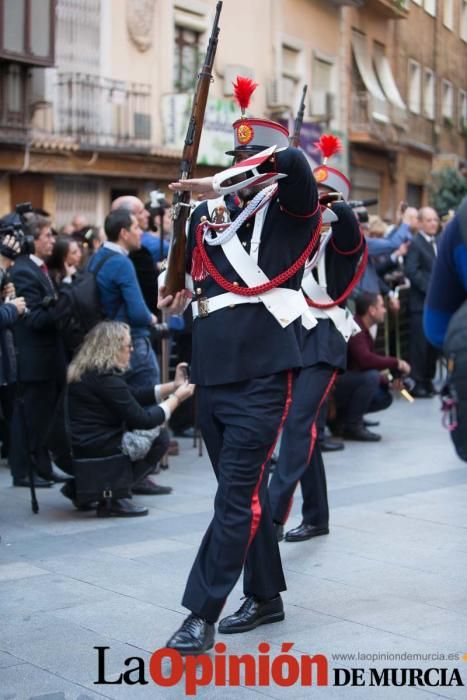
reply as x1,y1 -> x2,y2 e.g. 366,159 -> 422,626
158,78 -> 321,653
269,136 -> 367,542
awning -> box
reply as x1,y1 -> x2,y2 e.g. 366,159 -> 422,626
373,46 -> 406,110
351,30 -> 389,123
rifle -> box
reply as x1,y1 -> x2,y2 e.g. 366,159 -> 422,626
289,85 -> 308,148
164,1 -> 223,295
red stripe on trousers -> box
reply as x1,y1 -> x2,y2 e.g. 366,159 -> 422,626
282,368 -> 338,525
247,370 -> 293,549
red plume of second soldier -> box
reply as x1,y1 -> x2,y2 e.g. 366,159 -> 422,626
233,76 -> 258,115
314,134 -> 342,163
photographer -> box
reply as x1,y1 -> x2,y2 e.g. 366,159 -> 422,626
0,234 -> 27,462
332,292 -> 411,441
9,212 -> 67,487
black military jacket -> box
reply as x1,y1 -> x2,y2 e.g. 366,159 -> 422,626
302,201 -> 364,371
187,147 -> 320,386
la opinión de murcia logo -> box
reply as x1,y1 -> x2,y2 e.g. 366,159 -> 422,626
94,644 -> 464,695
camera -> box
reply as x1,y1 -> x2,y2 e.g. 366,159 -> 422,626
145,190 -> 170,232
0,202 -> 34,259
390,370 -> 415,394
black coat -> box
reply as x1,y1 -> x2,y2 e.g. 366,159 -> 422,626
0,301 -> 19,385
187,147 -> 320,386
68,370 -> 166,458
10,255 -> 66,383
404,233 -> 439,313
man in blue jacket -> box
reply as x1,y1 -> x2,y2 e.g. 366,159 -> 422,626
424,199 -> 467,347
89,208 -> 160,389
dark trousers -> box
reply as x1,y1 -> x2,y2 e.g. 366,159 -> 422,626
9,379 -> 63,481
334,369 -> 393,428
409,312 -> 438,387
268,364 -> 336,526
0,384 -> 16,460
182,373 -> 290,623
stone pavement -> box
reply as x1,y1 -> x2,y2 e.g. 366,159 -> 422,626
1,395 -> 466,699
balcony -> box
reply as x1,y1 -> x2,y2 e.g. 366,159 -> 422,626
367,0 -> 410,19
350,91 -> 406,146
27,72 -> 153,152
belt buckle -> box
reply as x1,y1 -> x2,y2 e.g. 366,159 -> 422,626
198,297 -> 209,318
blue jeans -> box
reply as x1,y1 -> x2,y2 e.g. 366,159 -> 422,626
125,336 -> 160,389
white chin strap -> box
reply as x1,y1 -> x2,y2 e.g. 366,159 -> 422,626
212,145 -> 286,196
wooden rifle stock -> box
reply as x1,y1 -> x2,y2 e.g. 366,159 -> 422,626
164,1 -> 223,295
290,85 -> 308,148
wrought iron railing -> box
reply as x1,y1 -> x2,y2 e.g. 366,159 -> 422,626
54,72 -> 152,149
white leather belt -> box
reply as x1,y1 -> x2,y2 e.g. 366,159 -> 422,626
192,288 -> 306,324
192,292 -> 260,319
301,271 -> 360,341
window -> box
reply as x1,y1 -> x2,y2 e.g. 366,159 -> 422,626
443,0 -> 454,29
311,55 -> 334,117
462,1 -> 467,42
459,90 -> 467,131
173,25 -> 202,92
6,63 -> 24,113
424,0 -> 436,16
3,0 -> 25,54
173,4 -> 207,92
281,43 -> 301,109
412,0 -> 422,5
423,68 -> 435,120
442,80 -> 454,122
408,60 -> 421,114
0,0 -> 54,66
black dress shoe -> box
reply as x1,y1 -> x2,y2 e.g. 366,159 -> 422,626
285,522 -> 329,542
343,425 -> 381,442
132,477 -> 173,495
37,468 -> 69,484
166,614 -> 215,655
411,384 -> 429,398
173,427 -> 196,439
363,418 -> 380,428
319,438 -> 345,452
274,522 -> 284,542
60,482 -> 97,512
96,498 -> 148,518
13,476 -> 53,488
218,595 -> 284,634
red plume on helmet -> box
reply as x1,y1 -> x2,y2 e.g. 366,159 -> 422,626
233,76 -> 258,116
313,134 -> 342,163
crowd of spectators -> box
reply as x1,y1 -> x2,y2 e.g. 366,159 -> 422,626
326,201 -> 454,444
0,192 -> 462,515
0,195 -> 194,518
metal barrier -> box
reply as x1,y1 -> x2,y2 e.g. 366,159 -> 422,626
375,284 -> 411,361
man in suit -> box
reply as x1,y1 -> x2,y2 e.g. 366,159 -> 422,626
9,213 -> 67,487
404,207 -> 440,397
159,85 -> 321,653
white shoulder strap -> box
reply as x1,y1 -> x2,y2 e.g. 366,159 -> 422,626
220,234 -> 307,327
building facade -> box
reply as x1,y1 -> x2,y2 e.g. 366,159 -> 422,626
0,0 -> 465,225
345,0 -> 466,218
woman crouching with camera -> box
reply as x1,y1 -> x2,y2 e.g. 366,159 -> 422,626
64,321 -> 194,517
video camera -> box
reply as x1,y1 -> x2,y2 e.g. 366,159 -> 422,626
145,190 -> 170,232
0,202 -> 34,259
348,198 -> 379,226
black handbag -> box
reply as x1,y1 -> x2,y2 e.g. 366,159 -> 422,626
73,452 -> 133,506
50,385 -> 133,506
